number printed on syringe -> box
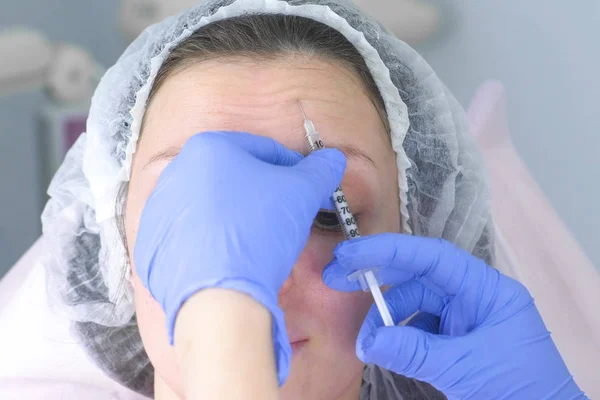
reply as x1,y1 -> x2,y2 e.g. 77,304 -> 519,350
333,187 -> 360,239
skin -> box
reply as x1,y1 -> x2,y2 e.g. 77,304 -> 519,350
174,289 -> 279,399
124,54 -> 400,400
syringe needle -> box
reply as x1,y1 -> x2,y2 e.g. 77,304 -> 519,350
298,100 -> 307,120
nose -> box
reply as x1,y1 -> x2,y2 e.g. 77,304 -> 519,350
279,272 -> 294,297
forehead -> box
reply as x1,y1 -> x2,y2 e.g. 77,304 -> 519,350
138,57 -> 392,162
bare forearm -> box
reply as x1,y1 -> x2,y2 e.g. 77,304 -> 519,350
174,289 -> 279,400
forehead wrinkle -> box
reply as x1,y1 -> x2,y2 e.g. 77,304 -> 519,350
173,57 -> 363,105
141,57 -> 388,174
146,59 -> 375,130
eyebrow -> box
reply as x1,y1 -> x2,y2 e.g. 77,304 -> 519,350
143,143 -> 376,171
338,145 -> 376,169
144,146 -> 181,170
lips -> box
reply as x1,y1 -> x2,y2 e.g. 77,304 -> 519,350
290,339 -> 309,353
289,331 -> 309,351
286,318 -> 311,353
290,338 -> 308,345
287,327 -> 309,347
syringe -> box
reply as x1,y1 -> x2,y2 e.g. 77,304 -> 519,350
299,102 -> 395,327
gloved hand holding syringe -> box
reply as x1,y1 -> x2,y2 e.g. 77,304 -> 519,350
299,102 -> 395,327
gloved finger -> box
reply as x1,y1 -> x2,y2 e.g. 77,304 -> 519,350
293,148 -> 347,208
319,203 -> 336,212
357,284 -> 449,380
358,281 -> 444,338
385,283 -> 446,320
320,197 -> 337,211
323,253 -> 447,298
323,234 -> 418,291
323,258 -> 413,292
322,265 -> 363,292
357,324 -> 449,383
330,233 -> 484,296
319,197 -> 336,212
406,312 -> 440,334
188,131 -> 304,166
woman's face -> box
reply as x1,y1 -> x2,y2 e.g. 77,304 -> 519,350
125,56 -> 400,400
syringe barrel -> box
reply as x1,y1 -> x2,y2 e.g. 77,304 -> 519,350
331,186 -> 360,240
302,117 -> 394,327
304,124 -> 324,152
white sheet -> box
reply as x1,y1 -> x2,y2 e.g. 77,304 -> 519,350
0,238 -> 148,399
467,81 -> 600,398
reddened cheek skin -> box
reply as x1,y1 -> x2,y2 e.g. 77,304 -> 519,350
281,234 -> 372,338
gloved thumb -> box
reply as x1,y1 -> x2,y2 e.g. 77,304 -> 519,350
358,325 -> 447,384
406,312 -> 440,334
293,148 -> 346,205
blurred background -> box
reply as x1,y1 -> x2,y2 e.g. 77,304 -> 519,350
0,0 -> 598,277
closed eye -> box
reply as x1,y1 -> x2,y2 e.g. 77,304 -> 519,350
313,209 -> 342,233
313,209 -> 362,235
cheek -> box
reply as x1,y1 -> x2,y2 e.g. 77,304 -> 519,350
125,158 -> 189,396
124,161 -> 167,259
132,275 -> 184,398
315,286 -> 372,350
286,235 -> 373,345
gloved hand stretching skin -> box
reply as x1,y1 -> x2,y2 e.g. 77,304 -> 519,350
323,234 -> 588,400
134,131 -> 346,386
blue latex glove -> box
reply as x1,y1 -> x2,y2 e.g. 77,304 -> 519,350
134,131 -> 346,385
323,234 -> 587,400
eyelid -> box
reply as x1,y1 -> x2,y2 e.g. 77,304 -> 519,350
312,209 -> 361,234
313,210 -> 340,232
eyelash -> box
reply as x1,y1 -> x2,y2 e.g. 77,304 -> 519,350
312,209 -> 361,235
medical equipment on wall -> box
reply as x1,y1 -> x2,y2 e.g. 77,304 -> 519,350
300,102 -> 395,327
0,26 -> 104,204
0,27 -> 103,103
120,0 -> 441,44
